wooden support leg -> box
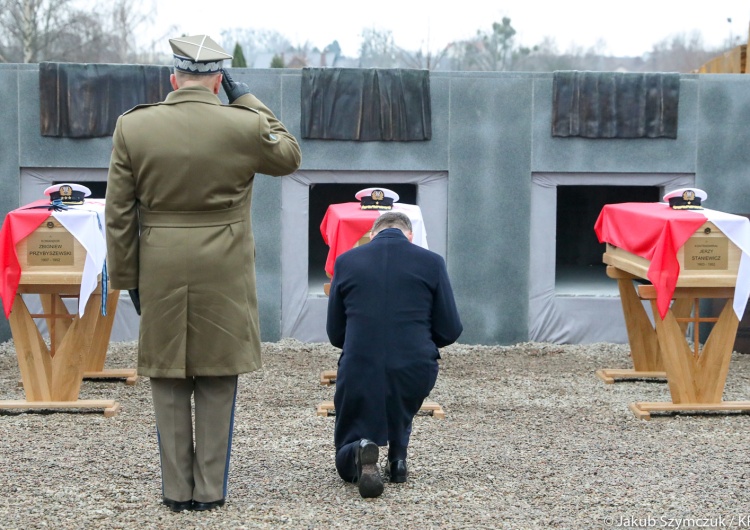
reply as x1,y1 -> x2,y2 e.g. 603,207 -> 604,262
596,267 -> 667,383
40,293 -> 73,356
1,291 -> 122,416
84,289 -> 119,373
48,293 -> 102,401
651,298 -> 702,404
9,294 -> 52,401
320,370 -> 337,385
315,400 -> 446,419
695,299 -> 739,402
649,296 -> 739,405
616,276 -> 662,372
629,286 -> 750,419
79,290 -> 139,385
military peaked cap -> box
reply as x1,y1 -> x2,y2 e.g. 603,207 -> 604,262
169,35 -> 232,75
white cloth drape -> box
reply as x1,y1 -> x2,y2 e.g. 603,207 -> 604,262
702,208 -> 750,319
51,200 -> 107,316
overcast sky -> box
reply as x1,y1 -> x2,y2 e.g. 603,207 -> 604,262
137,0 -> 750,58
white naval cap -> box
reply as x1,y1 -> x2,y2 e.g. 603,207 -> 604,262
355,188 -> 399,210
663,188 -> 707,210
44,183 -> 91,205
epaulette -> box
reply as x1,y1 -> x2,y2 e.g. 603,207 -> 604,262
123,102 -> 163,115
224,103 -> 260,116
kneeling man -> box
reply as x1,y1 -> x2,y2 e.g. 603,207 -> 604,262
326,211 -> 463,498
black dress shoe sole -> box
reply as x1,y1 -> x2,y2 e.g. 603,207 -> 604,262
192,499 -> 225,511
163,498 -> 193,512
356,440 -> 384,498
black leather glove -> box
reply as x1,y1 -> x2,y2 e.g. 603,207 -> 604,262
221,69 -> 250,104
128,289 -> 141,316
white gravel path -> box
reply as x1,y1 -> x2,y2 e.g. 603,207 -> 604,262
1,339 -> 749,529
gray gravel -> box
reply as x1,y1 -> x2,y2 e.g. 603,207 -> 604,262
1,339 -> 750,529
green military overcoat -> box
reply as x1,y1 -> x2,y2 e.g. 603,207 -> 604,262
105,86 -> 301,378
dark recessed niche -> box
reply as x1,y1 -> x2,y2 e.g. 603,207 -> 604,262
555,185 -> 660,293
308,183 -> 417,290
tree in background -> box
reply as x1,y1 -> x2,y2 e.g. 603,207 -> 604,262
221,28 -> 291,70
321,40 -> 341,67
232,42 -> 247,67
457,17 -> 533,71
0,0 -> 81,62
358,28 -> 398,68
397,42 -> 454,70
510,37 -> 614,72
105,0 -> 154,63
644,32 -> 721,73
0,0 -> 153,63
0,3 -> 733,74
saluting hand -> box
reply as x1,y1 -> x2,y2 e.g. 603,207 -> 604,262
221,69 -> 251,104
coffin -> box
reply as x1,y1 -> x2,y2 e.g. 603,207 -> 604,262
603,221 -> 741,287
16,216 -> 88,286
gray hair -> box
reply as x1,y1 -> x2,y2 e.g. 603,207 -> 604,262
173,69 -> 220,83
371,211 -> 412,234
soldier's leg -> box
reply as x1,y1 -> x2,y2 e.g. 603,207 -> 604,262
151,377 -> 196,503
193,375 -> 238,503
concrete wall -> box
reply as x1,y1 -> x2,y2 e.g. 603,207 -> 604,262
2,66 -> 750,345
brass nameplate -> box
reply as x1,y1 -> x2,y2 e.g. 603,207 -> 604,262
684,237 -> 728,270
26,231 -> 75,266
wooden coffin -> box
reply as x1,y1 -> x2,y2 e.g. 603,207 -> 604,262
603,221 -> 741,287
16,217 -> 87,288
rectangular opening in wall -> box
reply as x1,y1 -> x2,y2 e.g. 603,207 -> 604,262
308,183 -> 417,294
555,184 -> 660,295
21,168 -> 109,205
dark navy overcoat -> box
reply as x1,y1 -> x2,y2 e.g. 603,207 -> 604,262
327,228 -> 463,449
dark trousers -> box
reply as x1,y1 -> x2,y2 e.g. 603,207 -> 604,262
151,375 -> 238,503
335,439 -> 363,482
334,362 -> 438,482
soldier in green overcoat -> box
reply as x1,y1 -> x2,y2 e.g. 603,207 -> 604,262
105,35 -> 301,512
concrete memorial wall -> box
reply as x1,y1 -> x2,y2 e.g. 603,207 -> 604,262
2,64 -> 750,346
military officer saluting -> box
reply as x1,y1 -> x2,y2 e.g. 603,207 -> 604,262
105,35 -> 301,512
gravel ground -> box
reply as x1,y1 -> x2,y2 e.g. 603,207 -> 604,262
1,339 -> 750,530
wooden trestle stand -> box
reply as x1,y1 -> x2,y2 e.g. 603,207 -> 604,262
627,284 -> 750,420
0,217 -> 136,417
600,221 -> 750,420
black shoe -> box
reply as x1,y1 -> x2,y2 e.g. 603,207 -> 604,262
387,460 -> 408,483
192,498 -> 225,511
355,439 -> 383,498
162,498 -> 192,512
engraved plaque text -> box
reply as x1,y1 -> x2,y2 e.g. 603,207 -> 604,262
684,237 -> 728,270
26,231 -> 74,266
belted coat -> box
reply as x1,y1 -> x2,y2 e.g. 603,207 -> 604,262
327,228 -> 463,449
105,86 -> 301,378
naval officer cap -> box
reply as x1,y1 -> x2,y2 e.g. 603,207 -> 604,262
663,188 -> 707,210
355,187 -> 399,210
44,183 -> 91,205
169,35 -> 232,75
